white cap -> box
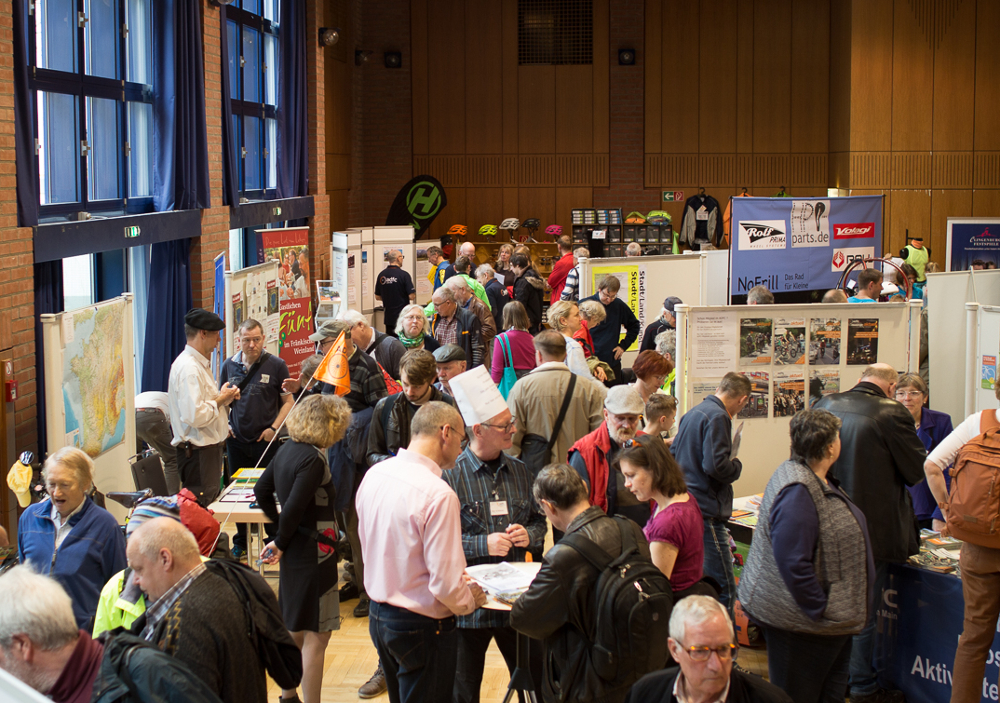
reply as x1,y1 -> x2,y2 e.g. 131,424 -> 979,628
448,365 -> 509,426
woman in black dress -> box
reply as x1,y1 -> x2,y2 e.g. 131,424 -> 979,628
255,394 -> 352,703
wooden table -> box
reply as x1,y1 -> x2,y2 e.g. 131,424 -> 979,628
208,482 -> 274,576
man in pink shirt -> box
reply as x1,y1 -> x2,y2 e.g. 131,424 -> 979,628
357,401 -> 488,703
547,235 -> 575,303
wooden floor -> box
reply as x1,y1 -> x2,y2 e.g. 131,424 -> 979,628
263,567 -> 771,702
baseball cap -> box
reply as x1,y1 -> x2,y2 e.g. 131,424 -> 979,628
604,386 -> 645,416
433,344 -> 467,364
663,296 -> 683,314
184,308 -> 226,331
308,319 -> 350,343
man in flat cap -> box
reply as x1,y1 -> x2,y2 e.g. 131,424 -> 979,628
433,344 -> 467,396
640,296 -> 682,352
167,309 -> 240,506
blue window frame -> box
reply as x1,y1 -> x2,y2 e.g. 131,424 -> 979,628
227,0 -> 279,200
28,0 -> 155,221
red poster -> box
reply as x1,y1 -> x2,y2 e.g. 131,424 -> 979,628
261,227 -> 314,376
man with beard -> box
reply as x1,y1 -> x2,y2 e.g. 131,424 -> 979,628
671,372 -> 751,617
568,385 -> 650,527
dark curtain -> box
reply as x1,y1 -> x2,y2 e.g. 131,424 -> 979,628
14,0 -> 38,227
153,0 -> 211,211
220,6 -> 240,207
141,239 -> 193,392
276,0 -> 308,198
33,263 -> 64,455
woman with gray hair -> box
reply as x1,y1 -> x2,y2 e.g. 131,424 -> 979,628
738,409 -> 873,703
394,303 -> 439,352
255,394 -> 353,703
16,446 -> 127,631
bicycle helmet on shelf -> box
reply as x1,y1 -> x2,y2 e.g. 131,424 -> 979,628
646,210 -> 672,224
478,224 -> 498,238
545,225 -> 563,238
447,224 -> 468,237
523,218 -> 540,233
499,218 -> 521,230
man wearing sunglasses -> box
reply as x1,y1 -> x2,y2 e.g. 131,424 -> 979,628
626,596 -> 791,703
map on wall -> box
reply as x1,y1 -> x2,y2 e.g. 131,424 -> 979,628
61,300 -> 127,458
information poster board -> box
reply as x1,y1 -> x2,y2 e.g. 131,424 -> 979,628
729,195 -> 883,297
590,262 -> 647,352
946,218 -> 1000,271
262,227 -> 314,376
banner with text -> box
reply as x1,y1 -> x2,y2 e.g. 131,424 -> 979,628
262,227 -> 314,376
729,196 -> 883,297
876,563 -> 1000,703
947,219 -> 1000,271
591,263 -> 646,352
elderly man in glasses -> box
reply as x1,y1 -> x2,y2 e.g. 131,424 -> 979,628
442,368 -> 547,702
626,596 -> 792,703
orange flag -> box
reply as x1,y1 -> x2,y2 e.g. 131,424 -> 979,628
313,331 -> 351,396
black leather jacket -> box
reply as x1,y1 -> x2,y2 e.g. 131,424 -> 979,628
813,382 -> 927,562
510,506 -> 651,703
366,388 -> 455,467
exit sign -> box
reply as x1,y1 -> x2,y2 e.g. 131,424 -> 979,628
124,226 -> 141,238
662,191 -> 684,202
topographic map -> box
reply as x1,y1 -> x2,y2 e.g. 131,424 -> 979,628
62,301 -> 126,457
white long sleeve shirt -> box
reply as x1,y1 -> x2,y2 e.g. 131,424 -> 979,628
167,345 -> 229,447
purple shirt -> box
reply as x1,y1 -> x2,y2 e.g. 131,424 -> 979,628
491,330 -> 537,383
642,492 -> 705,591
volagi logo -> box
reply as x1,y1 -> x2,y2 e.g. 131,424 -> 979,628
831,247 -> 875,272
738,220 -> 787,251
834,223 -> 875,239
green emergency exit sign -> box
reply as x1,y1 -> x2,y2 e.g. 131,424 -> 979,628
125,226 -> 140,238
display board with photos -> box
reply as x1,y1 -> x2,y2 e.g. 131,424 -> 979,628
674,301 -> 922,497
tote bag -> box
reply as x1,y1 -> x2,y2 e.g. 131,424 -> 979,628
497,333 -> 519,400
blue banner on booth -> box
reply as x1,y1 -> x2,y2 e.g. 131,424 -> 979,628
729,196 -> 883,297
876,564 -> 1000,703
948,220 -> 1000,271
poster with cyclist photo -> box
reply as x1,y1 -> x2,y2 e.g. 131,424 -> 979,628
809,318 -> 841,364
738,372 -> 770,420
773,318 -> 806,365
809,369 -> 840,407
773,370 -> 805,417
847,319 -> 879,365
739,318 -> 773,365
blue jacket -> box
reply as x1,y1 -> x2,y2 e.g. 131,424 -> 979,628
17,497 -> 127,630
908,406 -> 954,521
671,395 -> 742,520
580,294 -> 640,360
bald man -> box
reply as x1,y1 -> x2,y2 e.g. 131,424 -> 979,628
812,363 -> 926,703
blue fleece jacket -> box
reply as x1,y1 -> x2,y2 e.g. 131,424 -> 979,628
670,395 -> 742,520
17,497 -> 127,630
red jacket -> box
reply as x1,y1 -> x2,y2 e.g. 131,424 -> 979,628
570,421 -> 615,512
547,252 -> 575,303
574,320 -> 595,358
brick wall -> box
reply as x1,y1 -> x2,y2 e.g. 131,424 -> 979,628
0,1 -> 37,453
307,0 -> 330,281
352,0 -> 412,227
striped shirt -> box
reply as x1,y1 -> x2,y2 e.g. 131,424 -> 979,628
442,446 -> 547,629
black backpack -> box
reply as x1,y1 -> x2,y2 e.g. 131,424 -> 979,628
562,516 -> 673,683
203,559 -> 303,690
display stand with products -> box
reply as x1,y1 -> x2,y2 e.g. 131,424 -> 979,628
674,300 -> 922,497
225,260 -> 281,359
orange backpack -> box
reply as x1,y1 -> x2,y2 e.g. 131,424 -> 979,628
947,410 -> 1000,548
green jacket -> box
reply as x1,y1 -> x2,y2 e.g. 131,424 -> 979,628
424,274 -> 492,315
93,568 -> 146,638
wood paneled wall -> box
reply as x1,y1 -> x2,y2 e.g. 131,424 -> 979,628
410,0 -> 610,240
644,0 -> 832,218
832,0 -> 1000,259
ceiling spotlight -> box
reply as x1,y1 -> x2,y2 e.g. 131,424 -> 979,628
618,48 -> 636,66
355,49 -> 373,66
319,27 -> 340,48
384,51 -> 402,69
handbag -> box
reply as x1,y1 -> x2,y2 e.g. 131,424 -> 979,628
497,334 -> 519,400
520,373 -> 577,477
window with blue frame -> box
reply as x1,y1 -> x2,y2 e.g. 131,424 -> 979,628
29,0 -> 155,221
227,0 -> 279,200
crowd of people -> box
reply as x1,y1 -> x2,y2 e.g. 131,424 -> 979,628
4,238 -> 998,703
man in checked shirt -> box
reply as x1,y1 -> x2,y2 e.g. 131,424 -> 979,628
442,380 -> 547,703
